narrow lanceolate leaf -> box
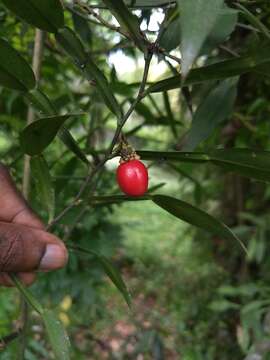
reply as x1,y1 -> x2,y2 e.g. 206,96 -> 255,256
10,274 -> 44,314
159,4 -> 237,54
31,156 -> 55,222
177,0 -> 224,78
159,18 -> 181,53
42,310 -> 70,360
138,149 -> 270,182
91,195 -> 151,206
184,78 -> 238,151
72,12 -> 92,45
58,126 -> 90,165
163,91 -> 177,137
55,26 -> 87,64
20,115 -> 71,155
84,59 -> 122,120
152,195 -> 247,253
0,38 -> 35,91
70,245 -> 131,307
2,0 -> 64,33
148,182 -> 166,193
11,274 -> 70,359
90,194 -> 246,252
147,43 -> 270,93
202,6 -> 238,54
56,27 -> 122,120
97,254 -> 132,308
236,3 -> 270,41
209,148 -> 270,182
159,7 -> 180,53
24,90 -> 89,165
124,0 -> 169,7
137,150 -> 210,163
102,0 -> 147,53
26,89 -> 56,116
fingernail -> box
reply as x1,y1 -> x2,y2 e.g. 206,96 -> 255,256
39,244 -> 67,271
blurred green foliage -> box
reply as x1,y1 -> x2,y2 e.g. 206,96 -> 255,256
1,0 -> 270,359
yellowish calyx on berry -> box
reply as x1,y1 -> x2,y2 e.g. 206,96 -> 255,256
119,139 -> 140,163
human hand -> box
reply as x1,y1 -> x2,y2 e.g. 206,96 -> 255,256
0,164 -> 68,286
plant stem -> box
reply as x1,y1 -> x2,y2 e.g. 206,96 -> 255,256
161,50 -> 182,64
10,275 -> 43,315
20,29 -> 45,360
0,330 -> 22,350
22,30 -> 45,198
69,0 -> 128,37
47,50 -> 153,230
67,1 -> 177,9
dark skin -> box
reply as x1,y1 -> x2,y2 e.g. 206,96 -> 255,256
0,164 -> 68,287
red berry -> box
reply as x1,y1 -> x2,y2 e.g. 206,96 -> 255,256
117,159 -> 148,196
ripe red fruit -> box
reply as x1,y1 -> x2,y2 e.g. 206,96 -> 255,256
117,159 -> 148,196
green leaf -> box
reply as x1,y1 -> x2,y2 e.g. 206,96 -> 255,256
24,90 -> 90,165
152,194 -> 247,253
138,149 -> 270,182
133,100 -> 155,122
111,81 -> 134,97
0,38 -> 36,91
31,156 -> 55,222
70,245 -> 131,307
55,26 -> 87,64
147,43 -> 270,93
159,8 -> 180,53
91,193 -> 246,252
202,6 -> 238,54
209,299 -> 240,312
58,126 -> 90,165
20,115 -> 71,155
97,254 -> 132,308
2,0 -> 64,33
54,157 -> 80,195
160,18 -> 180,53
42,310 -> 70,360
124,0 -> 171,7
163,91 -> 177,137
11,275 -> 70,360
169,163 -> 203,203
102,0 -> 147,53
55,27 -> 122,120
91,194 -> 151,206
241,300 -> 270,314
137,150 -> 210,163
236,3 -> 270,41
26,88 -> 56,116
159,6 -> 237,55
218,284 -> 259,297
10,274 -> 44,314
184,78 -> 238,150
209,148 -> 270,182
72,12 -> 92,45
148,182 -> 166,193
177,0 -> 224,77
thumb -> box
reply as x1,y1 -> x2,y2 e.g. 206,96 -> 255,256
0,222 -> 68,272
